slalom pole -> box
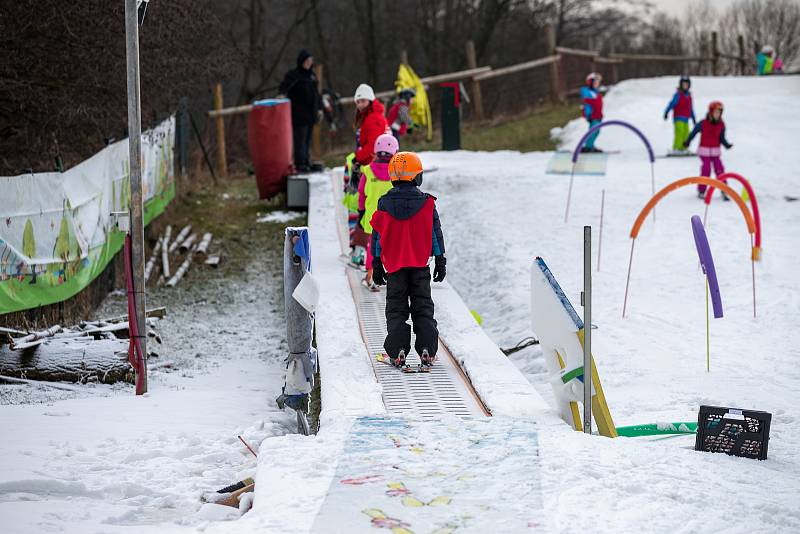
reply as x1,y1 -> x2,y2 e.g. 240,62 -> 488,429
706,277 -> 710,372
622,239 -> 636,317
650,164 -> 656,223
751,235 -> 757,318
597,189 -> 605,271
238,435 -> 258,458
564,163 -> 577,223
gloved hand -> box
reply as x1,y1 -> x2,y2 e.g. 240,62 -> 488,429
372,258 -> 386,285
358,209 -> 366,228
682,141 -> 690,149
726,144 -> 733,150
432,256 -> 446,282
663,113 -> 668,121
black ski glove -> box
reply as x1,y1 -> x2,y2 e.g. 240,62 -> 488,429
358,209 -> 366,228
372,258 -> 386,285
663,112 -> 668,121
432,256 -> 446,282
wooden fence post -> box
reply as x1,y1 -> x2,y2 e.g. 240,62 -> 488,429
213,83 -> 227,179
312,63 -> 324,160
737,34 -> 746,75
610,46 -> 620,84
544,23 -> 563,105
711,31 -> 719,76
465,40 -> 484,121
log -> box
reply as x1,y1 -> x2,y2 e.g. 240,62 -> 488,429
169,225 -> 192,254
194,233 -> 213,259
161,236 -> 171,279
12,325 -> 62,350
101,307 -> 167,324
0,337 -> 133,384
167,246 -> 196,287
179,233 -> 198,253
144,236 -> 163,282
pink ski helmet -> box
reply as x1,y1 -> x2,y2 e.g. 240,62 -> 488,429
374,133 -> 399,156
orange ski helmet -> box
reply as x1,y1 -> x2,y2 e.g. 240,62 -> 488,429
708,100 -> 724,114
388,151 -> 423,182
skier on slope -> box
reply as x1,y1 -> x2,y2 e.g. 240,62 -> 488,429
370,152 -> 446,369
357,133 -> 399,291
684,101 -> 733,199
346,84 -> 389,267
663,75 -> 696,155
580,72 -> 604,153
387,88 -> 415,139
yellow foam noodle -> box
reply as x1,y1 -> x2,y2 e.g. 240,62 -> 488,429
428,495 -> 452,506
577,329 -> 618,438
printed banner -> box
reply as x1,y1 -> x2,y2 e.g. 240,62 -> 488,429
0,117 -> 175,314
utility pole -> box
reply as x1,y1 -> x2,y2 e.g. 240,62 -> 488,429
125,0 -> 148,393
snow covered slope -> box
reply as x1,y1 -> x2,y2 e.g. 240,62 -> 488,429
421,75 -> 800,531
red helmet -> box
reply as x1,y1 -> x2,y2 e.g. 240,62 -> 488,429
708,101 -> 724,114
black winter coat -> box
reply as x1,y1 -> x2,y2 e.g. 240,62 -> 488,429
279,50 -> 321,127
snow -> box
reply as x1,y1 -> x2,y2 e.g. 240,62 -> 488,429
420,75 -> 800,531
256,210 -> 304,223
2,75 -> 799,532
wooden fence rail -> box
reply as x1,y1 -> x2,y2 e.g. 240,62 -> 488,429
206,27 -> 749,168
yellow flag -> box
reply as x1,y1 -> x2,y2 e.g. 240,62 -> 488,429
395,64 -> 433,141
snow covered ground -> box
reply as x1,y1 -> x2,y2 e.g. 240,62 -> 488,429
2,75 -> 798,533
0,212 -> 302,533
420,75 -> 800,530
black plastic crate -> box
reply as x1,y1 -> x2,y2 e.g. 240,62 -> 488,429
695,405 -> 771,460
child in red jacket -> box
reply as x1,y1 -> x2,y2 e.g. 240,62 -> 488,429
684,101 -> 733,198
370,152 -> 446,369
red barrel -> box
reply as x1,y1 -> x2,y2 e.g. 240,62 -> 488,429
247,99 -> 293,199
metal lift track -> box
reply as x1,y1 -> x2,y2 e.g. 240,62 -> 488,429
331,174 -> 489,418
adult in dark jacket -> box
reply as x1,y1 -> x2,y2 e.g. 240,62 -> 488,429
279,49 -> 321,171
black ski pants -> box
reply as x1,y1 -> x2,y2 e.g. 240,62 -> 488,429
292,123 -> 313,168
384,267 -> 438,359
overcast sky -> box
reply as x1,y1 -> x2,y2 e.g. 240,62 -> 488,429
650,0 -> 738,17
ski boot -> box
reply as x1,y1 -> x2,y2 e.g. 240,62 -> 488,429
420,349 -> 435,368
391,350 -> 407,368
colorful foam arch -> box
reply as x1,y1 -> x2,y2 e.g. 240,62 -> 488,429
571,120 -> 656,163
703,172 -> 761,260
565,120 -> 657,223
623,177 -> 757,318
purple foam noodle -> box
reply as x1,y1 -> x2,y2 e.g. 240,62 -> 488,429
691,215 -> 723,318
571,120 -> 656,163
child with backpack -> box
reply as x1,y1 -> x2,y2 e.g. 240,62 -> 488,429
684,101 -> 733,198
580,73 -> 604,153
370,152 -> 446,368
663,75 -> 696,155
358,133 -> 399,291
387,88 -> 415,139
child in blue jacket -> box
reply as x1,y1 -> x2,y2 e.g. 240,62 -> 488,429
663,75 -> 696,154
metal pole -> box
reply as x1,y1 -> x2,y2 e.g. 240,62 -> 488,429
583,226 -> 592,434
125,0 -> 147,393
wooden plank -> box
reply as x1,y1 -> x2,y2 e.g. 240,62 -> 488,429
473,55 -> 559,81
555,46 -> 599,58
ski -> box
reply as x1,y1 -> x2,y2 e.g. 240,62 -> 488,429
338,254 -> 366,271
656,151 -> 696,158
375,353 -> 431,373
